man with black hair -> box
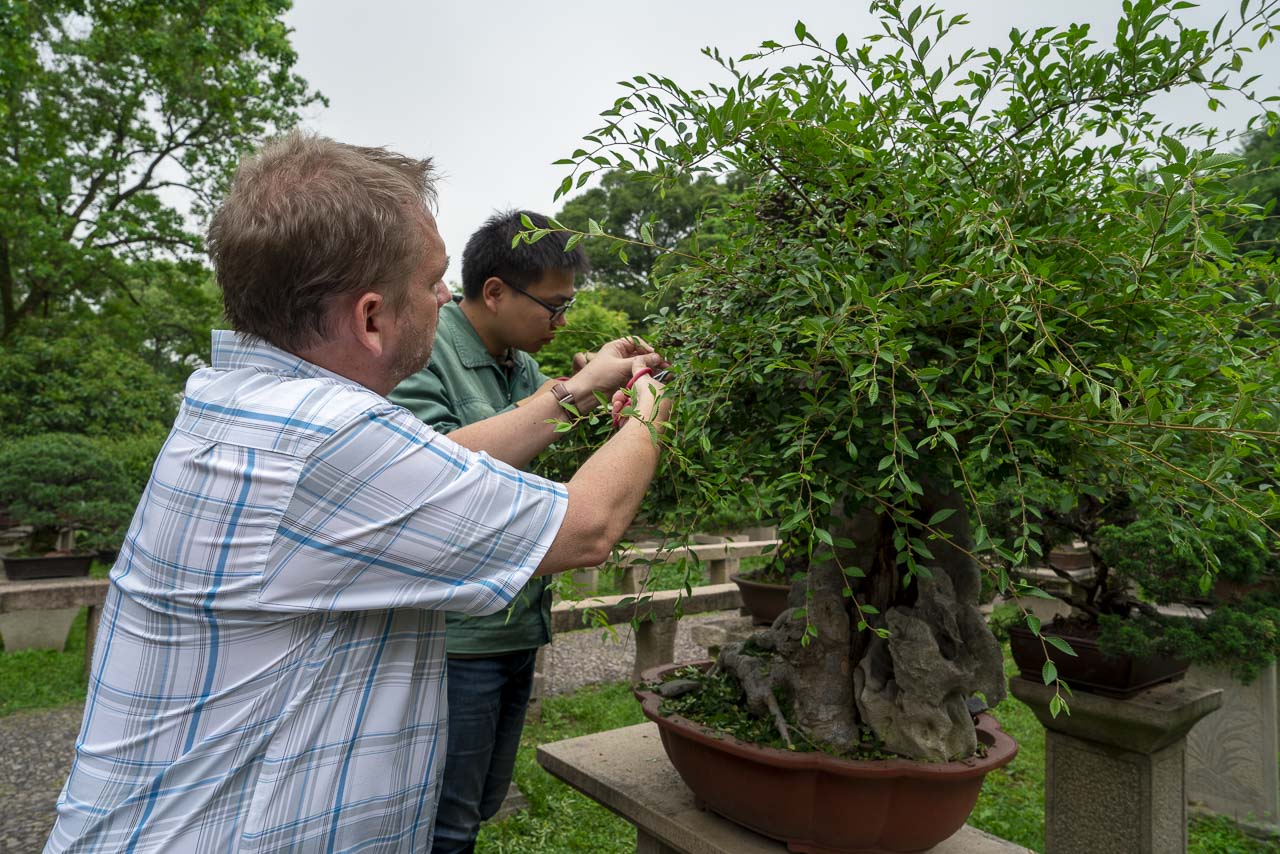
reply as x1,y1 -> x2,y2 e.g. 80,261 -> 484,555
390,209 -> 648,854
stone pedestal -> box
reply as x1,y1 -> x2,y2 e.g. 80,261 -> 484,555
620,565 -> 650,595
527,645 -> 549,724
491,781 -> 529,822
1185,661 -> 1280,829
1011,677 -> 1223,854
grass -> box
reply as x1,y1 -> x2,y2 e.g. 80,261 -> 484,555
0,606 -> 90,717
477,682 -> 646,853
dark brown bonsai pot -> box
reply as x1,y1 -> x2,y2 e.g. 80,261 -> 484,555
730,572 -> 790,626
2,552 -> 95,581
1008,622 -> 1188,699
636,662 -> 1018,854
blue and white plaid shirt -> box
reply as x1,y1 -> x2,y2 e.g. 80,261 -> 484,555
46,331 -> 567,853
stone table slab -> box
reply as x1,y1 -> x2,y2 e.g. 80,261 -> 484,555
537,722 -> 1032,854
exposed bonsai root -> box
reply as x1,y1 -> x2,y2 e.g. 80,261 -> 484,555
718,644 -> 794,747
717,557 -> 859,753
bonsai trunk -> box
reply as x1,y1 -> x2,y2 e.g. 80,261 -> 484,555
717,481 -> 1007,762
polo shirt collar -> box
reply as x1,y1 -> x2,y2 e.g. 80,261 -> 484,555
210,329 -> 357,385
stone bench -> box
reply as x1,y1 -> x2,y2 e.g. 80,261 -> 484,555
0,576 -> 109,678
605,538 -> 779,596
550,583 -> 744,681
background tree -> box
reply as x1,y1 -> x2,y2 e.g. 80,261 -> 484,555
0,0 -> 321,338
555,170 -> 741,323
1231,128 -> 1280,252
555,0 -> 1280,761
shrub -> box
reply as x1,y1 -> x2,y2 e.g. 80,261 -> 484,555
0,434 -> 138,554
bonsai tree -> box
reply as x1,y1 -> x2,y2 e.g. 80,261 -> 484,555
0,433 -> 138,555
540,0 -> 1280,761
1012,493 -> 1280,684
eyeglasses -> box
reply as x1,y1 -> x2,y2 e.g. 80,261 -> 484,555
505,281 -> 574,322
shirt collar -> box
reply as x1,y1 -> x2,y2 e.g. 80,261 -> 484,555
443,302 -> 514,370
210,330 -> 358,385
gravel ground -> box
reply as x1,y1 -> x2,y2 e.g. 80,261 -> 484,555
0,611 -> 740,852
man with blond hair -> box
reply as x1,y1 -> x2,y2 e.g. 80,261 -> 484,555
45,131 -> 671,853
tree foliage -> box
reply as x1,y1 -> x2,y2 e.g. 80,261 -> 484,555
0,0 -> 321,337
559,0 -> 1280,751
556,171 -> 741,290
555,170 -> 741,323
1232,127 -> 1280,251
0,319 -> 180,439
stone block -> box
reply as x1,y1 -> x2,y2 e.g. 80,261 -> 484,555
706,556 -> 738,586
570,567 -> 599,592
620,565 -> 649,595
0,606 -> 78,652
489,781 -> 528,822
1185,661 -> 1280,828
689,614 -> 757,659
633,618 -> 677,682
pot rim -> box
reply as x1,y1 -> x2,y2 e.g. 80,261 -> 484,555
637,660 -> 1018,780
728,572 -> 791,590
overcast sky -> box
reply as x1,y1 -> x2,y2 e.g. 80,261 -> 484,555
283,1 -> 1280,276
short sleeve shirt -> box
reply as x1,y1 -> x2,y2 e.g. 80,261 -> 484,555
45,331 -> 568,854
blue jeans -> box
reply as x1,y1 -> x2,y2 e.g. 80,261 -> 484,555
431,648 -> 538,854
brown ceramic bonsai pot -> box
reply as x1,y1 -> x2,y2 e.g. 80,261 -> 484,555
1211,576 -> 1278,603
731,572 -> 791,626
636,662 -> 1018,854
1046,545 -> 1093,573
2,552 -> 95,581
1008,622 -> 1188,699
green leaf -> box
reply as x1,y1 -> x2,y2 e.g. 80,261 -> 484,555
1199,229 -> 1235,260
1045,636 -> 1078,657
927,508 -> 956,526
1042,660 -> 1058,686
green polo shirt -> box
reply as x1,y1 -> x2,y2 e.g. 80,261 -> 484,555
390,300 -> 556,655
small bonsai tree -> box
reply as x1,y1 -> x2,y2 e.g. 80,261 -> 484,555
0,433 -> 138,555
543,0 -> 1280,761
1029,505 -> 1280,682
